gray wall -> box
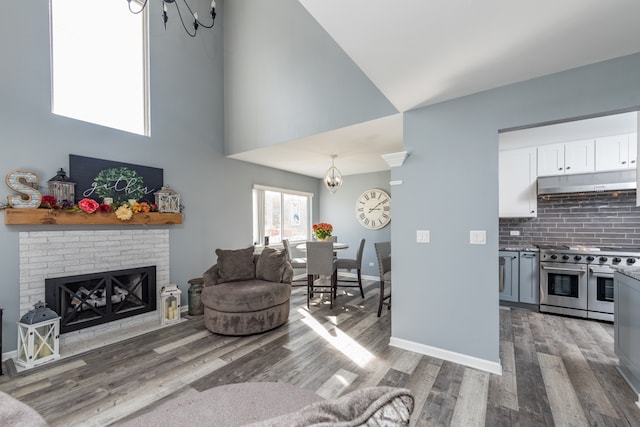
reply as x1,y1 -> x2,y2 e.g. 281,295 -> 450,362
319,171 -> 392,278
5,0 -> 640,370
393,53 -> 640,364
223,0 -> 397,154
0,0 -> 319,353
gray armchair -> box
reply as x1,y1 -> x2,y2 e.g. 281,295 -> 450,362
201,246 -> 292,335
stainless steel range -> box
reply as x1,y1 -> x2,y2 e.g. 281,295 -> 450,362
539,245 -> 640,322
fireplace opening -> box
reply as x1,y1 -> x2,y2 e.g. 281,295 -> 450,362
45,266 -> 157,334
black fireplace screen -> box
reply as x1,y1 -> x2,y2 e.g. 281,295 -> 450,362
45,266 -> 156,334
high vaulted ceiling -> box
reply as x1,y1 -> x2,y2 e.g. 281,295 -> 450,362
231,0 -> 640,179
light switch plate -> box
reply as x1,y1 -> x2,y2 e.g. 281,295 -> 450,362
416,230 -> 430,243
470,230 -> 486,245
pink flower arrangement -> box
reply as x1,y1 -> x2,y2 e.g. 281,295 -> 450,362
36,195 -> 162,221
78,198 -> 99,214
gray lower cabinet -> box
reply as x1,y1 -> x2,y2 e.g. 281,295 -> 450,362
499,251 -> 519,302
499,250 -> 539,305
519,252 -> 539,304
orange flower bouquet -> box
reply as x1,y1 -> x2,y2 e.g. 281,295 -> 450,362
312,223 -> 333,240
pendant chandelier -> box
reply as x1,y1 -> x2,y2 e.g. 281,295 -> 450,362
127,0 -> 217,38
324,154 -> 343,194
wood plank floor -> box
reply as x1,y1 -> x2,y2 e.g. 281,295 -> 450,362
2,278 -> 640,426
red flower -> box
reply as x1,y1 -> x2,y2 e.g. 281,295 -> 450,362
41,195 -> 57,208
78,198 -> 99,214
97,203 -> 112,213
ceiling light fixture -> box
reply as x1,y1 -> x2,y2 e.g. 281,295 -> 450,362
127,0 -> 217,38
324,154 -> 343,194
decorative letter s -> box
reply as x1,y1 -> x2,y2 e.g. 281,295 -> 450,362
6,170 -> 42,208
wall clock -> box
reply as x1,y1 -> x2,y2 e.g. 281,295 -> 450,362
355,188 -> 391,229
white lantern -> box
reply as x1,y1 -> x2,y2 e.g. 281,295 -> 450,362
16,302 -> 60,369
154,185 -> 181,213
160,285 -> 182,325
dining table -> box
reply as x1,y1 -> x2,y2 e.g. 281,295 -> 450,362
296,242 -> 349,251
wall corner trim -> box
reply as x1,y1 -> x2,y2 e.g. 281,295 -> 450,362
389,336 -> 503,375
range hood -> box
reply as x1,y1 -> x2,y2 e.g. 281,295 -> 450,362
537,169 -> 637,195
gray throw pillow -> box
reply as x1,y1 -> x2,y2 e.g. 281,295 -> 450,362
256,247 -> 288,283
247,386 -> 414,427
215,246 -> 255,283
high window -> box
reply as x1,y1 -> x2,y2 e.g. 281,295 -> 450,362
253,185 -> 312,246
50,0 -> 149,135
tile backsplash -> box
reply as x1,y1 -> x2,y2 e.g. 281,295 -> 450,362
499,191 -> 640,248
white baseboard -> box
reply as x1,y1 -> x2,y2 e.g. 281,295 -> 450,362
389,336 -> 503,375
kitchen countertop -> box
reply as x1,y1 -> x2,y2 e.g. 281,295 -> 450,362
499,246 -> 539,252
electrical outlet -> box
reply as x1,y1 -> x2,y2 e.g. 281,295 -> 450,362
510,230 -> 520,236
369,262 -> 374,267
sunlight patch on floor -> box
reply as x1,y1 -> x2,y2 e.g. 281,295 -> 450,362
297,308 -> 375,367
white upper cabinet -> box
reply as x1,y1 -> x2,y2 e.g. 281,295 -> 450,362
537,139 -> 595,176
595,133 -> 638,171
499,147 -> 537,218
565,139 -> 596,174
537,143 -> 564,176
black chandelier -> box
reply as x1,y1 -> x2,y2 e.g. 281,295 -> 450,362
127,0 -> 217,37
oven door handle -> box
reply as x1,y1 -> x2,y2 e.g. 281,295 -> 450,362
541,266 -> 586,274
589,267 -> 614,275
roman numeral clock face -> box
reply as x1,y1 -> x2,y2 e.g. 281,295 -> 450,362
355,189 -> 391,229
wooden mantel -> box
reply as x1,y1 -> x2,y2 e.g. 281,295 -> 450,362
3,208 -> 183,225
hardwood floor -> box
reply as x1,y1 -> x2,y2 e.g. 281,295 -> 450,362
1,278 -> 639,426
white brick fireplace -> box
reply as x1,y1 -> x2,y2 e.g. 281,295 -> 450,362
19,229 -> 170,355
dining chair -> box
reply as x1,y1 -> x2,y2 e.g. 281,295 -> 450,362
336,238 -> 366,298
282,239 -> 307,284
374,241 -> 391,316
306,241 -> 337,309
